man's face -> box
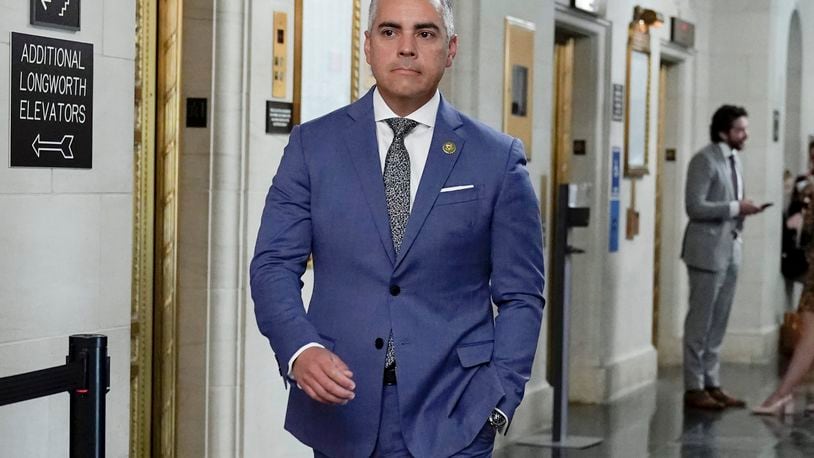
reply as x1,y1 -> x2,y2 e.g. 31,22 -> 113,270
364,0 -> 457,110
721,116 -> 749,151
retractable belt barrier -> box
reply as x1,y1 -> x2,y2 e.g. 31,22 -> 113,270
0,334 -> 109,458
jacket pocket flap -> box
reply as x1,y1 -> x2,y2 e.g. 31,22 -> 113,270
457,340 -> 494,368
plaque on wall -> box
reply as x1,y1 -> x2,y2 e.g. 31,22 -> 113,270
571,0 -> 605,15
573,140 -> 586,156
612,83 -> 624,122
186,98 -> 207,128
266,101 -> 293,134
670,17 -> 695,48
11,32 -> 93,168
503,17 -> 535,160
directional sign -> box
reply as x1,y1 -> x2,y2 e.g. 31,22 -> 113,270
609,199 -> 620,252
10,33 -> 93,168
610,146 -> 621,198
31,0 -> 81,31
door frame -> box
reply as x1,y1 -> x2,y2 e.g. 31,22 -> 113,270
654,41 -> 694,364
132,0 -> 184,455
552,5 -> 611,402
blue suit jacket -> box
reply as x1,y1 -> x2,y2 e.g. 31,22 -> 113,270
250,89 -> 545,458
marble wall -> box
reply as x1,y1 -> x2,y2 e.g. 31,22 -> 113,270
0,1 -> 136,457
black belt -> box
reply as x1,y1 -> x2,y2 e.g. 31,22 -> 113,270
383,366 -> 397,385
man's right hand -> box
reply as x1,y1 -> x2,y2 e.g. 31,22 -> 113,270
292,347 -> 355,405
739,199 -> 761,215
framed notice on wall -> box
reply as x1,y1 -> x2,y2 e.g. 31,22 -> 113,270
503,17 -> 535,160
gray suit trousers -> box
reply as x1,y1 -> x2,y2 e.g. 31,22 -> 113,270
683,239 -> 741,390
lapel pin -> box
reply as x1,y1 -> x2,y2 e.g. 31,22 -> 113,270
442,141 -> 457,155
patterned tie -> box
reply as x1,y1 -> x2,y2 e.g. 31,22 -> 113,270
383,117 -> 418,370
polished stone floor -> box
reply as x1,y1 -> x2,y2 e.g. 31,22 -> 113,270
496,364 -> 814,458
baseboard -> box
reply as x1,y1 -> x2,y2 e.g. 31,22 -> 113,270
656,335 -> 683,366
569,346 -> 658,403
719,325 -> 779,364
658,325 -> 780,367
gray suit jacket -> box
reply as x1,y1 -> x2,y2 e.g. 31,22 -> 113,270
681,143 -> 741,272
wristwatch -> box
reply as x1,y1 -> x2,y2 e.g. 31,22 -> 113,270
487,409 -> 508,434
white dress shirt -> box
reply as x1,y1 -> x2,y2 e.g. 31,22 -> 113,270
287,88 -> 441,378
718,142 -> 743,218
373,87 -> 439,207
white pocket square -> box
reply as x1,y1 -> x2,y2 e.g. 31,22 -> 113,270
440,185 -> 474,193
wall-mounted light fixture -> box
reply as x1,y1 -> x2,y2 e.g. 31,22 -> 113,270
632,6 -> 664,33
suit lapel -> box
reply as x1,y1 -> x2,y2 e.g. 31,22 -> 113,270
342,90 -> 396,265
395,98 -> 465,269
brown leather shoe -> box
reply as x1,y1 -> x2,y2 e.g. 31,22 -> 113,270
684,389 -> 725,410
706,387 -> 746,408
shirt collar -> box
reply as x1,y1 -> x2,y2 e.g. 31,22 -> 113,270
717,142 -> 738,158
373,87 -> 440,128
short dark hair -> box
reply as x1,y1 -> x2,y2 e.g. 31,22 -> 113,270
709,105 -> 748,143
368,0 -> 455,39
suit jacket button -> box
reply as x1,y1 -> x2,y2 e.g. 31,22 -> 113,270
375,338 -> 384,349
389,285 -> 400,296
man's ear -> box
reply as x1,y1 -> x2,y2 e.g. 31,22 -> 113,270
446,34 -> 458,67
364,31 -> 371,65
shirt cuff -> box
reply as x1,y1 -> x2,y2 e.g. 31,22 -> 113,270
729,201 -> 740,218
288,342 -> 325,380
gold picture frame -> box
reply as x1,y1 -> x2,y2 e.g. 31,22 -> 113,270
624,27 -> 651,177
502,17 -> 535,160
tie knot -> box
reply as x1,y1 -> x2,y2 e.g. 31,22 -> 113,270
385,117 -> 419,138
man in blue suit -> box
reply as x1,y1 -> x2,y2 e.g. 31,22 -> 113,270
250,0 -> 545,456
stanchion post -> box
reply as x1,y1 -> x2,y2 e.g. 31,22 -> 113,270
550,183 -> 571,442
523,183 -> 600,450
68,334 -> 109,458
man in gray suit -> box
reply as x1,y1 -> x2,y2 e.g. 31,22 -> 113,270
681,105 -> 766,409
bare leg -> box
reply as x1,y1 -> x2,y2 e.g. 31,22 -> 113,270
761,311 -> 814,406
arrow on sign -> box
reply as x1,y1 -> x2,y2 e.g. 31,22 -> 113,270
32,134 -> 74,159
41,0 -> 51,10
